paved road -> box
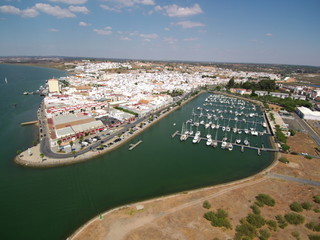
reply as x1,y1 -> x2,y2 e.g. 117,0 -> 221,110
291,112 -> 320,145
268,173 -> 320,186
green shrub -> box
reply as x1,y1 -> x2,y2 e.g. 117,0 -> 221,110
234,223 -> 257,240
305,155 -> 313,159
212,217 -> 232,229
251,204 -> 261,215
281,143 -> 290,151
314,196 -> 320,204
291,231 -> 300,240
301,202 -> 312,210
289,129 -> 296,136
203,200 -> 211,209
203,209 -> 232,230
204,211 -> 216,222
314,208 -> 320,213
284,212 -> 305,225
266,220 -> 277,232
290,202 -> 303,212
255,201 -> 264,207
246,214 -> 266,228
279,157 -> 289,163
308,235 -> 320,240
259,229 -> 270,240
216,208 -> 228,219
275,215 -> 288,229
306,222 -> 320,232
256,194 -> 276,207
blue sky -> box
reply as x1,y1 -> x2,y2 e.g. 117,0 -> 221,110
0,0 -> 319,66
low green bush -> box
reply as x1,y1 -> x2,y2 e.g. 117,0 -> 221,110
284,212 -> 305,225
301,202 -> 312,210
246,214 -> 266,228
259,229 -> 270,240
308,235 -> 320,240
266,220 -> 277,232
251,204 -> 261,215
275,215 -> 288,229
202,200 -> 211,209
306,222 -> 320,232
290,202 -> 303,212
256,194 -> 276,207
234,223 -> 257,240
314,196 -> 320,204
279,157 -> 289,164
203,208 -> 232,230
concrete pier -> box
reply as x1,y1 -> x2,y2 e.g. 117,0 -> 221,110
20,120 -> 38,126
129,140 -> 143,151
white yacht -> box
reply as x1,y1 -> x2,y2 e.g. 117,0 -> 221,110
206,137 -> 212,146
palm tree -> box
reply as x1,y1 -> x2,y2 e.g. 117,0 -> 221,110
57,139 -> 62,151
69,140 -> 74,149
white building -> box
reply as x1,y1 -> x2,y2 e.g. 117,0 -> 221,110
48,78 -> 60,93
296,107 -> 320,120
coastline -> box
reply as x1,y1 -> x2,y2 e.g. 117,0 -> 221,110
69,147 -> 280,240
14,91 -> 203,168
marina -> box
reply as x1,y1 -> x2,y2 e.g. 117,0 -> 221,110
174,94 -> 275,155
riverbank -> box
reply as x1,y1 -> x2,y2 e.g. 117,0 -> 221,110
14,91 -> 203,168
69,146 -> 320,240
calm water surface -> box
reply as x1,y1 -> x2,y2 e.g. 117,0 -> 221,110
0,64 -> 274,240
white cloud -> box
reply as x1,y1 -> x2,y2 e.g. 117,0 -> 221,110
21,8 -> 39,18
139,33 -> 158,39
69,5 -> 89,14
183,38 -> 198,41
172,21 -> 205,29
48,0 -> 87,4
0,5 -> 39,18
100,4 -> 121,12
35,3 -> 76,18
156,3 -> 203,17
164,27 -> 170,31
120,36 -> 131,41
100,0 -> 155,12
163,37 -> 178,44
93,27 -> 112,35
79,21 -> 91,26
0,5 -> 20,15
114,0 -> 155,7
48,28 -> 59,32
265,33 -> 273,37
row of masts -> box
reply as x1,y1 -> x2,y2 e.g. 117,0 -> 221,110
178,94 -> 269,153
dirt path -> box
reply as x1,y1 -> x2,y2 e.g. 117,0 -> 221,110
72,176 -> 268,240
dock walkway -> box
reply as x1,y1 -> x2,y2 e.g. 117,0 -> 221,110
129,140 -> 143,151
173,132 -> 278,154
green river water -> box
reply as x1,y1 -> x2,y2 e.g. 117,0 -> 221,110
0,64 -> 274,240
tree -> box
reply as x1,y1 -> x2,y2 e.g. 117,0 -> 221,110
57,139 -> 62,149
40,153 -> 44,161
227,77 -> 235,89
69,140 -> 74,148
281,144 -> 290,152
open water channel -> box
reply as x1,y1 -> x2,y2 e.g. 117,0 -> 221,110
0,64 -> 274,240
